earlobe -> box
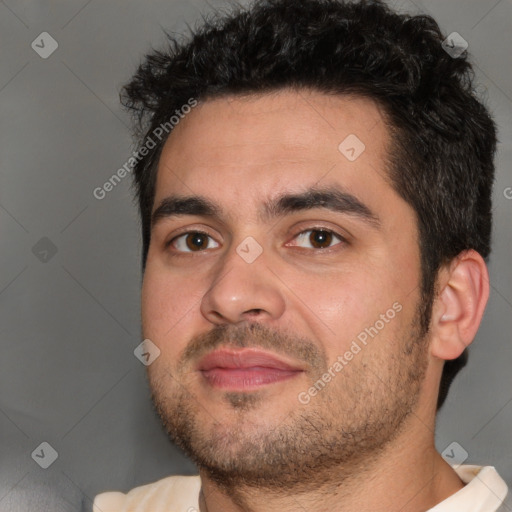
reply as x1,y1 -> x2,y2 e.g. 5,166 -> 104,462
430,250 -> 490,361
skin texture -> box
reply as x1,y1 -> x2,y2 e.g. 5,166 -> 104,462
142,89 -> 489,512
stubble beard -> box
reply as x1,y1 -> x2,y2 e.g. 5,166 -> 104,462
149,318 -> 429,494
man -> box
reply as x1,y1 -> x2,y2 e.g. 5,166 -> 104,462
93,0 -> 510,510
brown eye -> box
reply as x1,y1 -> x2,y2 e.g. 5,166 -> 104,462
292,229 -> 344,250
186,233 -> 208,251
172,232 -> 219,252
309,230 -> 333,249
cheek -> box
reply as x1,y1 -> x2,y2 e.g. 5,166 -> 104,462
141,263 -> 204,344
283,261 -> 414,356
276,266 -> 370,352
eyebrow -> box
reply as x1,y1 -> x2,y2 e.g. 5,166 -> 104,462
151,186 -> 381,229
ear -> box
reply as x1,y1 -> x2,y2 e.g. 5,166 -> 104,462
430,250 -> 490,361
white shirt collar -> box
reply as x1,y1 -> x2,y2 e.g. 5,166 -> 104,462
427,465 -> 509,512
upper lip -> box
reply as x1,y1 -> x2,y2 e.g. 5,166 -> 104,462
197,348 -> 304,371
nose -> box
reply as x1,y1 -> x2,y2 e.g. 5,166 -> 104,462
200,241 -> 286,325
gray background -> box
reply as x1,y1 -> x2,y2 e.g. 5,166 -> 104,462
0,0 -> 511,510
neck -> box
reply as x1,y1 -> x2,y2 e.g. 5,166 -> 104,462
198,417 -> 465,512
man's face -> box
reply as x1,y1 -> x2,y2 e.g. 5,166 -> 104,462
142,90 -> 430,489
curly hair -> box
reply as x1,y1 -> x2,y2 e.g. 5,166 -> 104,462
121,0 -> 497,410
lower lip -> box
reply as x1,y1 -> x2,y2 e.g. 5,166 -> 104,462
200,366 -> 302,391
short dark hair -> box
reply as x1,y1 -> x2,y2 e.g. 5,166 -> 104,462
121,0 -> 497,410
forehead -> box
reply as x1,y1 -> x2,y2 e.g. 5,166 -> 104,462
153,89 -> 393,216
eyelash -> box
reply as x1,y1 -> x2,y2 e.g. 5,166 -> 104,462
166,227 -> 347,254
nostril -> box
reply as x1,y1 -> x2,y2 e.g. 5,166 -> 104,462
246,309 -> 263,316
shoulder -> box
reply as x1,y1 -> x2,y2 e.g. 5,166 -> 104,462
93,474 -> 201,512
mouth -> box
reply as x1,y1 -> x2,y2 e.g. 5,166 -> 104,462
197,348 -> 304,391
